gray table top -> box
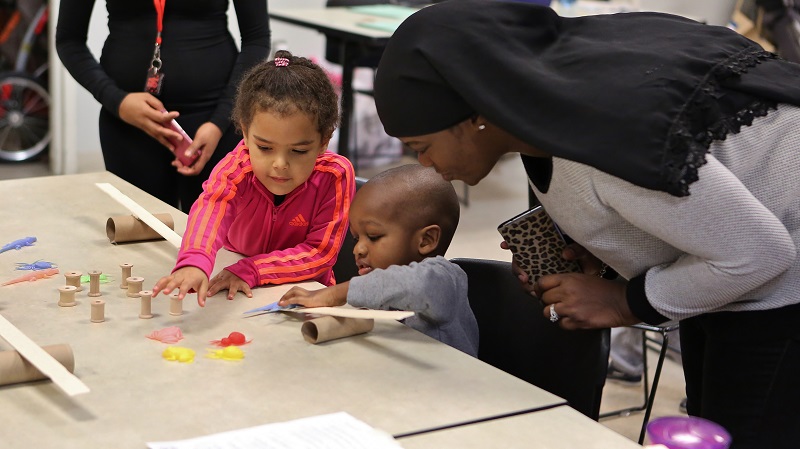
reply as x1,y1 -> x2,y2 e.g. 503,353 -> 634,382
0,172 -> 565,448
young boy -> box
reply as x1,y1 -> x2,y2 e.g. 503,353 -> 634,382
279,164 -> 479,357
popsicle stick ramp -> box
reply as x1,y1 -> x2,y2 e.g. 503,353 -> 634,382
0,314 -> 90,396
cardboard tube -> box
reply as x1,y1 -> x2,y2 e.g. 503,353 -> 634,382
106,214 -> 174,244
301,316 -> 374,344
0,344 -> 75,387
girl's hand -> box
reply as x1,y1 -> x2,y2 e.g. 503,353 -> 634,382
152,266 -> 208,305
173,122 -> 223,175
207,269 -> 253,303
534,273 -> 638,329
118,93 -> 181,149
279,284 -> 346,308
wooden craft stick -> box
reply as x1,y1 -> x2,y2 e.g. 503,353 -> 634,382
0,314 -> 90,396
292,307 -> 414,321
0,344 -> 75,387
95,183 -> 182,248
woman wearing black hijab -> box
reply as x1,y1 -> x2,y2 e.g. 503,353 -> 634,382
374,1 -> 800,447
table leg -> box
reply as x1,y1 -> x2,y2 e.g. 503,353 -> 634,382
337,42 -> 356,166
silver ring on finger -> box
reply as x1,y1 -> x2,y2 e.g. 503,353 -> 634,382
549,303 -> 560,323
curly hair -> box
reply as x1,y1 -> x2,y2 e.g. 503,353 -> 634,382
231,50 -> 340,139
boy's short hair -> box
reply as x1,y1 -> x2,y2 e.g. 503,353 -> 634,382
365,164 -> 460,255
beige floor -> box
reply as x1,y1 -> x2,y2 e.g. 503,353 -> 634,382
1,152 -> 686,444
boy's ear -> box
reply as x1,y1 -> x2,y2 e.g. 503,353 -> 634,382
417,224 -> 442,256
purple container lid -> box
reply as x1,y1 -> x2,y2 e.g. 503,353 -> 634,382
647,416 -> 732,449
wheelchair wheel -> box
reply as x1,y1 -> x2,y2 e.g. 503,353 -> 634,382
0,72 -> 50,161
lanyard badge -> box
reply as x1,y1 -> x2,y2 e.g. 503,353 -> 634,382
145,0 -> 166,95
145,44 -> 164,95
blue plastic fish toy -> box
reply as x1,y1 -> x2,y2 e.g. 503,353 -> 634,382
16,260 -> 57,271
243,301 -> 301,315
0,237 -> 36,254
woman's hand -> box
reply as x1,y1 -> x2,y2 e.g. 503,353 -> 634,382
501,241 -> 610,295
534,273 -> 639,329
562,243 -> 606,276
118,92 -> 181,148
173,122 -> 223,175
500,240 -> 536,295
207,269 -> 253,303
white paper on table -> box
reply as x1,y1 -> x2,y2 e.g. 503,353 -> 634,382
291,306 -> 415,321
146,412 -> 403,449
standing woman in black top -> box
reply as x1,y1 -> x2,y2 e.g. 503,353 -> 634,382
55,1 -> 270,211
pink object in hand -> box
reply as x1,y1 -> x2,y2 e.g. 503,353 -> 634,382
166,119 -> 199,166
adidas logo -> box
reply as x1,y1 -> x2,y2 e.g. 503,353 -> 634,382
289,214 -> 309,227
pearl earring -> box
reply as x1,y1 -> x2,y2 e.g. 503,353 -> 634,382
478,124 -> 486,131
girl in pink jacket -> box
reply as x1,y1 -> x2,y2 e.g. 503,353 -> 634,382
153,50 -> 355,307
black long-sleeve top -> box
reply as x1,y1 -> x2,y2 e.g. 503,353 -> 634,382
55,0 -> 270,132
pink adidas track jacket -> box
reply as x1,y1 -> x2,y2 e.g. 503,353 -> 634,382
174,142 -> 355,287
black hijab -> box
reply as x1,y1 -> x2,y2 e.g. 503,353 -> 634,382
374,0 -> 800,196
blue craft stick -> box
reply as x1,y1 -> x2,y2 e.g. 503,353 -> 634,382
0,237 -> 36,254
243,301 -> 301,315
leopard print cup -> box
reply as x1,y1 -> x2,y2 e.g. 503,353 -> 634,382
498,206 -> 582,285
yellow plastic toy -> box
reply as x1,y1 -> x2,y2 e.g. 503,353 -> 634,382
206,346 -> 244,361
162,346 -> 196,363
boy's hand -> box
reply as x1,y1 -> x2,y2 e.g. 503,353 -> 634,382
279,284 -> 346,308
152,266 -> 208,306
208,269 -> 253,302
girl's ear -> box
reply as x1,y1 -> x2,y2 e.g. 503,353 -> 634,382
319,129 -> 334,153
417,224 -> 442,256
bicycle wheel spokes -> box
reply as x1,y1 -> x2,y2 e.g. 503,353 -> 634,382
0,75 -> 50,161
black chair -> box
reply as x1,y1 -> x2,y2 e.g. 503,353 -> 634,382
332,177 -> 369,283
452,257 -> 611,420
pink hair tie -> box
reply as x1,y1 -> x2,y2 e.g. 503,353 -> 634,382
274,57 -> 289,67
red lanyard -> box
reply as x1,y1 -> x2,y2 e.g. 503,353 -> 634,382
153,0 -> 165,46
145,0 -> 166,94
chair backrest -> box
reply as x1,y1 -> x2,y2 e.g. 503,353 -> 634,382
451,257 -> 610,420
332,177 -> 369,284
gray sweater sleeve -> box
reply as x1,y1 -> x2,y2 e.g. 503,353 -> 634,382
347,256 -> 479,357
597,155 -> 795,319
347,256 -> 465,324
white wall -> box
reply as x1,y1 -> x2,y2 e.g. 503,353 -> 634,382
637,0 -> 738,26
48,0 -> 739,175
48,0 -> 327,175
